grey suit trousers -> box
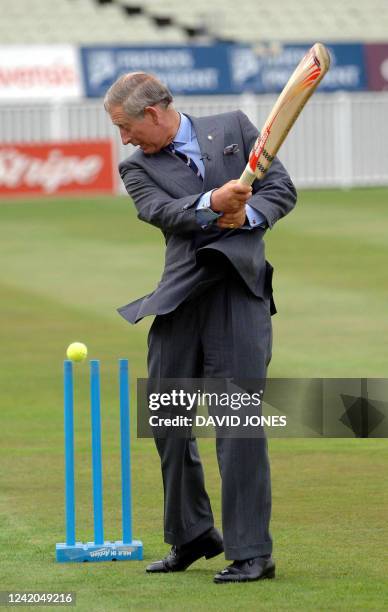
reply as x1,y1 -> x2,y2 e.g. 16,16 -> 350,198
147,269 -> 273,560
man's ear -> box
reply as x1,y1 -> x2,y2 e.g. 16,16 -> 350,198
144,106 -> 159,125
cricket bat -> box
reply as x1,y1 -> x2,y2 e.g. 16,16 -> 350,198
239,42 -> 330,186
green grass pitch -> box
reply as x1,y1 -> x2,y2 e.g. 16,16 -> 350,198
1,189 -> 387,610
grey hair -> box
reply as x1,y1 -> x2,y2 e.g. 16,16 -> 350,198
103,72 -> 173,118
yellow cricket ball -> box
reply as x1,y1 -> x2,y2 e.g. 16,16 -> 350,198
66,342 -> 88,362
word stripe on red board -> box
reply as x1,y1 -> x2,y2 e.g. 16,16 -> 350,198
0,141 -> 115,196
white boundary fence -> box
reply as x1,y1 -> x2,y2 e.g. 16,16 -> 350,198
1,92 -> 388,190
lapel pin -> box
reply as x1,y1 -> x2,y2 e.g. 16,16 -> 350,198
207,135 -> 213,141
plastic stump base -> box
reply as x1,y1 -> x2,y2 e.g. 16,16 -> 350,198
56,540 -> 143,562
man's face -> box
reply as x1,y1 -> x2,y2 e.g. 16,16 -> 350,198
109,105 -> 169,154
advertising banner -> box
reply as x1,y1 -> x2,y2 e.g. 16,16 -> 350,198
0,45 -> 82,100
0,141 -> 115,197
364,44 -> 388,90
80,45 -> 231,97
81,43 -> 367,97
228,43 -> 367,93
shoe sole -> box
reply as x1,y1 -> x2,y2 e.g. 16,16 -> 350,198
214,566 -> 275,583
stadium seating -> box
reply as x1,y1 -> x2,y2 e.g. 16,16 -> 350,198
1,0 -> 387,44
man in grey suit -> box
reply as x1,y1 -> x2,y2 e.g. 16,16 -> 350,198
105,72 -> 297,583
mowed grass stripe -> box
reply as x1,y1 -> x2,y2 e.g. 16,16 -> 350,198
0,225 -> 164,322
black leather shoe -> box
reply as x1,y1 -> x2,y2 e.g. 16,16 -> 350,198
214,555 -> 275,583
146,527 -> 224,573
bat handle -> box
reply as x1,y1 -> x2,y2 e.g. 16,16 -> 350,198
239,166 -> 256,186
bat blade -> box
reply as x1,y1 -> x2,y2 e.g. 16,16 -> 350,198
239,42 -> 330,186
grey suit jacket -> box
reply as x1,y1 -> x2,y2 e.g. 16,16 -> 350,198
118,110 -> 297,323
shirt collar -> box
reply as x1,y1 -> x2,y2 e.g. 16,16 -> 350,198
173,113 -> 193,145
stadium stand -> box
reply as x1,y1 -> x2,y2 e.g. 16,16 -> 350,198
1,0 -> 388,44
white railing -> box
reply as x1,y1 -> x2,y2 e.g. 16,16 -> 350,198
1,93 -> 388,191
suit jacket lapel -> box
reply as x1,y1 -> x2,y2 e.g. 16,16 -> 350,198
143,149 -> 203,195
189,115 -> 223,192
139,114 -> 225,195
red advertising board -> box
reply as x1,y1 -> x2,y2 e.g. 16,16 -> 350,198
0,140 -> 115,197
365,44 -> 388,91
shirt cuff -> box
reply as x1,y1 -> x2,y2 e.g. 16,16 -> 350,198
195,190 -> 221,228
245,204 -> 267,229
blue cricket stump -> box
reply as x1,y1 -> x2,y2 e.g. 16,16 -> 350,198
55,359 -> 143,562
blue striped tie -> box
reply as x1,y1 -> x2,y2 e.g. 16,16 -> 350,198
166,143 -> 202,178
